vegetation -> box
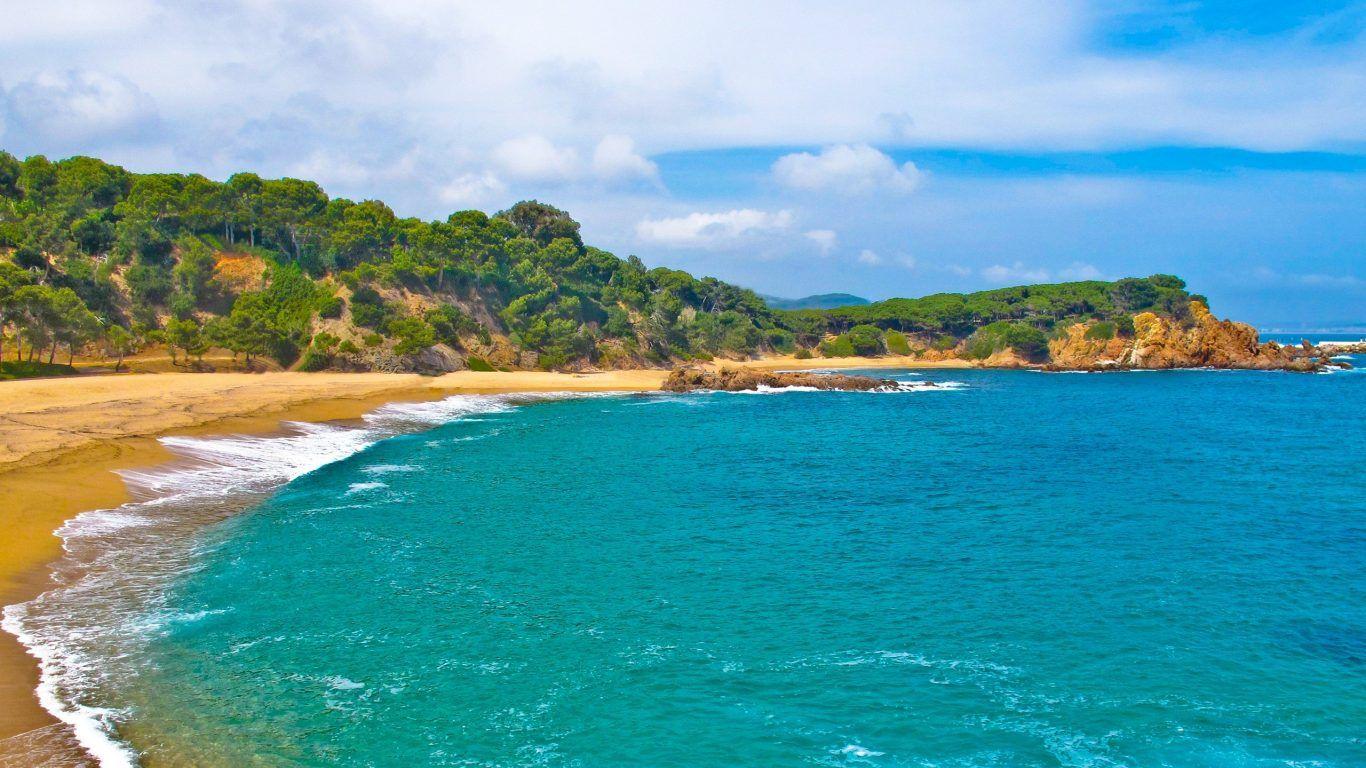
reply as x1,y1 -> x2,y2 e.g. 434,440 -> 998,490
0,152 -> 784,371
785,275 -> 1195,360
0,150 -> 1204,373
0,360 -> 77,380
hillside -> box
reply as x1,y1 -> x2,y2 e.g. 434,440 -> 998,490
760,293 -> 870,310
0,151 -> 1294,374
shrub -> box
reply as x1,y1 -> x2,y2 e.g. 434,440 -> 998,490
1116,315 -> 1136,337
885,329 -> 911,355
338,340 -> 360,355
465,356 -> 495,372
296,347 -> 333,371
818,335 -> 855,357
349,286 -> 391,328
317,295 -> 344,319
126,264 -> 173,305
846,324 -> 885,356
389,316 -> 437,355
0,360 -> 78,380
793,348 -> 813,359
932,335 -> 957,351
1084,321 -> 1116,341
764,328 -> 796,353
964,321 -> 1050,361
363,332 -> 383,347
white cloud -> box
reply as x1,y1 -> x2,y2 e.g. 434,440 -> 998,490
590,134 -> 659,183
857,249 -> 883,265
773,144 -> 924,195
635,208 -> 794,247
804,229 -> 838,253
491,134 -> 581,183
897,254 -> 918,270
439,171 -> 507,208
1058,261 -> 1103,280
982,261 -> 1051,284
1,69 -> 159,145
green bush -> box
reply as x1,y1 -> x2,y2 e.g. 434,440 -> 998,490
296,347 -> 333,371
338,339 -> 359,355
317,295 -> 344,319
964,321 -> 1050,361
1084,321 -> 1116,341
818,335 -> 856,357
793,348 -> 813,359
466,356 -> 495,372
845,324 -> 885,356
389,316 -> 437,355
885,329 -> 911,355
0,361 -> 78,380
764,328 -> 796,353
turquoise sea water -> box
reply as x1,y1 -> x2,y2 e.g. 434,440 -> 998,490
7,356 -> 1365,767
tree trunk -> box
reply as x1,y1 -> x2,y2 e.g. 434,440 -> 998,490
48,342 -> 56,364
115,353 -> 124,373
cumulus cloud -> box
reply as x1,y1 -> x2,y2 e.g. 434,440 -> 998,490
772,143 -> 925,195
1,69 -> 159,146
635,209 -> 794,247
590,134 -> 659,183
1058,261 -> 1103,280
804,229 -> 838,253
491,135 -> 581,184
982,261 -> 1051,284
857,249 -> 883,265
439,171 -> 508,209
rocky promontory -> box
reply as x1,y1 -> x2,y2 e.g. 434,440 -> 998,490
1047,301 -> 1332,372
663,367 -> 927,392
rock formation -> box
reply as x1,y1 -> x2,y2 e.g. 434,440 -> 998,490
1047,301 -> 1323,372
663,367 -> 929,392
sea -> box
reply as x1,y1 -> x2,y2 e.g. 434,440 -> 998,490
5,336 -> 1364,767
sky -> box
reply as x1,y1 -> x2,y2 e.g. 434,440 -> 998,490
1,0 -> 1363,328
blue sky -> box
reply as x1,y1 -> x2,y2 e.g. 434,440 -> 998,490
0,0 -> 1362,327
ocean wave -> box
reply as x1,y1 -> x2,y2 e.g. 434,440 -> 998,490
361,463 -> 419,474
727,381 -> 965,395
2,391 -> 619,768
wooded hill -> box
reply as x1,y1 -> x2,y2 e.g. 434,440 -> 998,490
0,151 -> 1200,373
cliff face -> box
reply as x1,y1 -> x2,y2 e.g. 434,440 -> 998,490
1048,302 -> 1320,372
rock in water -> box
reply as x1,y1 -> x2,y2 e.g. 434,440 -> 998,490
662,367 -> 921,392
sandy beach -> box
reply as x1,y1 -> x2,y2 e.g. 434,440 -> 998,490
0,357 -> 959,764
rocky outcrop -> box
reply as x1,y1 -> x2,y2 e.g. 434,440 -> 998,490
1047,302 -> 1324,372
663,367 -> 928,392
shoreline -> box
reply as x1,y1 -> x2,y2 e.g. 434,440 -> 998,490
0,367 -> 680,766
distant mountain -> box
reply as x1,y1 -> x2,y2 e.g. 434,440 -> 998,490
762,293 -> 871,310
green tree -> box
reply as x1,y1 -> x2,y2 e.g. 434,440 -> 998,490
104,323 -> 135,372
495,201 -> 583,248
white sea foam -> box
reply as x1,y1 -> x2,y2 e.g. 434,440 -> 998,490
361,464 -> 419,474
346,481 -> 388,494
3,391 -> 618,768
727,381 -> 963,395
838,744 -> 885,759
